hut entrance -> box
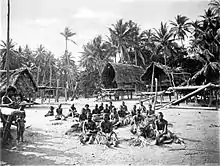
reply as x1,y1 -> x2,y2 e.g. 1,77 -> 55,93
102,64 -> 117,89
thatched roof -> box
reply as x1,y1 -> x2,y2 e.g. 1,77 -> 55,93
191,62 -> 220,85
141,62 -> 171,82
141,62 -> 191,87
0,68 -> 37,95
101,63 -> 145,88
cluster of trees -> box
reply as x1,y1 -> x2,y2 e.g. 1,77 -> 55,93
79,0 -> 220,96
0,0 -> 219,98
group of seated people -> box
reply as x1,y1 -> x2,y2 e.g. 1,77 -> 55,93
45,100 -> 170,146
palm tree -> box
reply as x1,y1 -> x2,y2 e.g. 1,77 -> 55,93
0,39 -> 22,70
60,27 -> 77,91
109,19 -> 132,63
34,44 -> 47,86
126,20 -> 146,67
209,0 -> 220,17
190,6 -> 220,85
60,27 -> 77,52
170,15 -> 192,47
152,22 -> 174,66
80,35 -> 113,76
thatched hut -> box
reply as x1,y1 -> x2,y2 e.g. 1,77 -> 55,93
0,68 -> 38,101
191,62 -> 220,85
141,62 -> 191,90
101,62 -> 145,91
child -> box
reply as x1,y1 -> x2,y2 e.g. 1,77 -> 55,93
16,114 -> 26,142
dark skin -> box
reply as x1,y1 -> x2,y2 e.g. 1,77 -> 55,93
155,113 -> 168,145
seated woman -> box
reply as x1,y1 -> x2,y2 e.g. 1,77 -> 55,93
99,113 -> 118,147
154,112 -> 170,145
78,108 -> 87,131
80,113 -> 98,144
110,108 -> 120,127
92,104 -> 101,115
130,109 -> 145,136
103,104 -> 110,114
118,104 -> 129,118
66,104 -> 78,118
147,104 -> 155,118
99,103 -> 104,113
55,104 -> 66,120
45,106 -> 54,117
130,105 -> 137,117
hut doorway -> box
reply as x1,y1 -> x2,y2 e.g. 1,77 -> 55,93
102,64 -> 117,89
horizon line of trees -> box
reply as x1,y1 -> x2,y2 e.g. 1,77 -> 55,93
1,0 -> 219,98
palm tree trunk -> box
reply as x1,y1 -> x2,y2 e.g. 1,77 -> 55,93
49,58 -> 52,87
37,65 -> 40,86
135,51 -> 138,66
164,54 -> 167,66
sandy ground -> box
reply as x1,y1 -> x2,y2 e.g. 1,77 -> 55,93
0,98 -> 220,165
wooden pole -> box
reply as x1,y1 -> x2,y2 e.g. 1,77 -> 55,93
150,63 -> 155,104
56,79 -> 59,102
150,63 -> 155,92
6,0 -> 10,86
171,83 -> 212,106
153,78 -> 158,111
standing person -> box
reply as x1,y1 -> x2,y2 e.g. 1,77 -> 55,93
154,112 -> 169,145
55,104 -> 66,120
80,113 -> 98,144
16,113 -> 26,142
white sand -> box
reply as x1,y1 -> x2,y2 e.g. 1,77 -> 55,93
1,98 -> 220,165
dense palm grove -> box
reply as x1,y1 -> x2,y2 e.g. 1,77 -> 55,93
1,0 -> 219,97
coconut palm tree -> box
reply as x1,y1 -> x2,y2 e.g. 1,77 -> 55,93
109,19 -> 132,63
209,0 -> 220,17
0,39 -> 22,70
60,27 -> 77,52
190,7 -> 220,85
34,44 -> 47,86
152,22 -> 175,66
80,35 -> 113,76
126,20 -> 147,67
170,15 -> 192,47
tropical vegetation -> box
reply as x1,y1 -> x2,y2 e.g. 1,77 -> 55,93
0,0 -> 219,97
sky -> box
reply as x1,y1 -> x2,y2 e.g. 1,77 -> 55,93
0,0 -> 209,63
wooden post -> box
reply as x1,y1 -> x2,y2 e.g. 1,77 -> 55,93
56,79 -> 59,102
6,0 -> 10,86
153,78 -> 158,111
150,63 -> 155,93
150,63 -> 155,104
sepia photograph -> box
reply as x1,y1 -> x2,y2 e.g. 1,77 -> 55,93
0,0 -> 219,165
